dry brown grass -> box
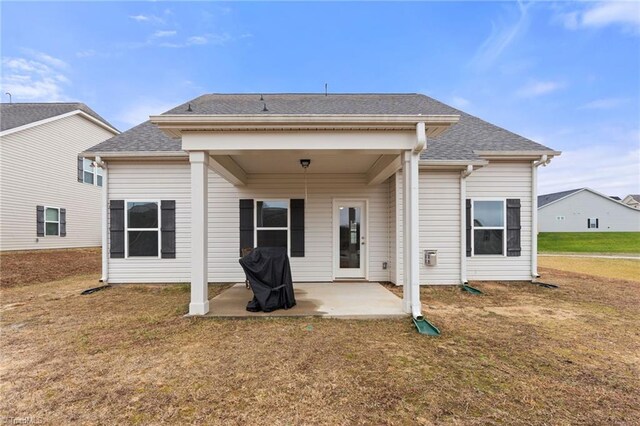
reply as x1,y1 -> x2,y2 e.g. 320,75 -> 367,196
539,255 -> 640,282
0,248 -> 101,288
1,252 -> 639,425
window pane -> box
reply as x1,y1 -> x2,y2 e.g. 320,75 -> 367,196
97,167 -> 103,176
97,175 -> 103,187
84,171 -> 94,184
257,201 -> 288,227
83,158 -> 93,171
46,222 -> 59,236
257,230 -> 288,248
45,208 -> 59,221
474,230 -> 503,255
127,202 -> 158,228
128,231 -> 158,256
474,201 -> 504,227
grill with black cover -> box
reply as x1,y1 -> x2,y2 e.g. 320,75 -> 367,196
239,247 -> 296,312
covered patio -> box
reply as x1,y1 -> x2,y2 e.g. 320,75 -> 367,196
204,282 -> 407,319
149,112 -> 459,317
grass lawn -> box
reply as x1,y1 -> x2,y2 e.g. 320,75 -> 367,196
538,232 -> 640,254
1,250 -> 639,424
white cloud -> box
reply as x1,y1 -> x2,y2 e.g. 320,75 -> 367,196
579,97 -> 629,110
555,2 -> 640,33
187,35 -> 208,45
471,1 -> 532,69
1,51 -> 71,102
116,99 -> 178,128
153,30 -> 177,38
451,96 -> 471,108
539,146 -> 640,197
129,14 -> 150,22
76,49 -> 96,58
157,33 -> 232,48
516,80 -> 564,98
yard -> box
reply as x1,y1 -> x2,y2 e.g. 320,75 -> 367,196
538,232 -> 640,254
1,250 -> 639,425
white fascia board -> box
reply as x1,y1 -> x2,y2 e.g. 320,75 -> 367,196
80,150 -> 188,160
0,110 -> 119,137
150,114 -> 460,137
419,159 -> 488,170
474,150 -> 562,160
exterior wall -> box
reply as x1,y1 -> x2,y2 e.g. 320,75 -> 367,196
539,191 -> 640,232
419,170 -> 461,284
466,161 -> 533,281
106,160 -> 392,283
0,114 -> 115,251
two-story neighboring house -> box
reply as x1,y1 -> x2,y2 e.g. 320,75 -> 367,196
0,103 -> 119,251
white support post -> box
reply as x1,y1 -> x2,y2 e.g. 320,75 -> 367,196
460,171 -> 467,285
189,151 -> 209,315
402,149 -> 422,317
100,161 -> 108,283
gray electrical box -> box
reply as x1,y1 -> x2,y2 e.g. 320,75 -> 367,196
425,250 -> 437,266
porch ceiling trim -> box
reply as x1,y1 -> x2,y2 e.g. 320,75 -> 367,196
149,114 -> 460,138
366,154 -> 401,185
474,150 -> 562,160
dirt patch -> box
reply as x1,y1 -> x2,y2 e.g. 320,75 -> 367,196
484,305 -> 576,320
539,256 -> 640,283
0,247 -> 101,288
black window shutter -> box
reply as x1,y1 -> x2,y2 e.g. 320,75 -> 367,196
110,200 -> 125,258
465,199 -> 472,257
290,199 -> 305,257
161,200 -> 176,258
59,208 -> 67,237
596,218 -> 599,229
36,205 -> 45,237
239,199 -> 254,256
506,198 -> 521,257
77,156 -> 84,182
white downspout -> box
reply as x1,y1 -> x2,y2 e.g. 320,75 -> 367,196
460,165 -> 473,284
531,154 -> 550,278
96,156 -> 108,283
409,122 -> 426,319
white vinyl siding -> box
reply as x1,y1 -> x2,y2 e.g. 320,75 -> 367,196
107,162 -> 191,283
0,114 -> 115,251
466,162 -> 532,280
106,161 -> 392,283
419,170 -> 461,284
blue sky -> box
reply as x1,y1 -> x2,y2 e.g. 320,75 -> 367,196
1,1 -> 639,196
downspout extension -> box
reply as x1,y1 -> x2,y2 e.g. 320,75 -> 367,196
460,165 -> 473,285
531,155 -> 551,279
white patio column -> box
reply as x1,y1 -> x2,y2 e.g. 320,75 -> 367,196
402,149 -> 421,316
189,151 -> 209,315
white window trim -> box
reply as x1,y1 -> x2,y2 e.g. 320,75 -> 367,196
587,218 -> 599,229
124,199 -> 161,259
82,157 -> 103,187
44,206 -> 60,237
254,199 -> 291,257
470,198 -> 507,257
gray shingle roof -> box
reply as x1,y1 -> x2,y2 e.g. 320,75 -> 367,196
538,189 -> 582,207
84,93 -> 555,160
0,102 -> 115,132
627,194 -> 640,202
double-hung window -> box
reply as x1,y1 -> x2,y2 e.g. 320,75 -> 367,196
45,207 -> 60,236
588,218 -> 599,229
126,201 -> 160,257
472,200 -> 505,255
82,158 -> 103,187
255,200 -> 289,251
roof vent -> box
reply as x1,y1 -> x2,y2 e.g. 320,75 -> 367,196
262,103 -> 268,112
260,94 -> 264,101
187,103 -> 193,112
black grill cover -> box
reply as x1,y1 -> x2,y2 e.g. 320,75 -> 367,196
239,247 -> 296,312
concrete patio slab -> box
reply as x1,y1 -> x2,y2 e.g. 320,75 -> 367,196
205,282 -> 407,319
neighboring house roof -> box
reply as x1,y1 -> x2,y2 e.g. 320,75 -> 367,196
624,194 -> 640,203
84,93 -> 555,160
0,102 -> 116,133
538,188 -> 640,211
538,189 -> 583,208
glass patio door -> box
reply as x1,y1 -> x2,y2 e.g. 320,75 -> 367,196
334,201 -> 366,279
